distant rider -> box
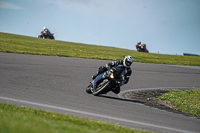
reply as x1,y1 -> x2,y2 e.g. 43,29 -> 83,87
92,55 -> 133,94
136,41 -> 142,51
43,27 -> 51,36
136,41 -> 141,46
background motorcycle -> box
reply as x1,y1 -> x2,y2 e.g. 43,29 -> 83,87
38,31 -> 55,40
86,67 -> 125,96
136,44 -> 149,53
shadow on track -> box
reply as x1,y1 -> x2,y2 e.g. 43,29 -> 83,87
98,95 -> 145,104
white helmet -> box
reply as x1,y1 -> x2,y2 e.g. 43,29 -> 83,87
123,55 -> 133,68
43,27 -> 47,30
137,41 -> 141,44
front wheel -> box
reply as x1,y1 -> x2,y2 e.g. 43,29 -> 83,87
38,35 -> 43,38
86,84 -> 92,94
92,79 -> 111,96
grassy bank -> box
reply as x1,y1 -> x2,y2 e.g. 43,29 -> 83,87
0,103 -> 150,133
156,89 -> 200,117
1,32 -> 200,66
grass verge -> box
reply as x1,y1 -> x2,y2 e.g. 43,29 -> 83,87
156,89 -> 200,116
1,32 -> 200,66
0,103 -> 151,133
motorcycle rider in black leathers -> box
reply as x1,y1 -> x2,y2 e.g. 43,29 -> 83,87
43,27 -> 51,36
92,55 -> 133,94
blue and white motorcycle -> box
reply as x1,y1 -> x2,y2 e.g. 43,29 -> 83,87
86,66 -> 126,96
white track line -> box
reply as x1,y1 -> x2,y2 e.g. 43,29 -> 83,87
0,96 -> 196,133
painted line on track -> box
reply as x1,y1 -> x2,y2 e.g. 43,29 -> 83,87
0,96 -> 196,133
169,65 -> 200,70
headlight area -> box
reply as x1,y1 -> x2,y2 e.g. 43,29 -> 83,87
110,73 -> 114,79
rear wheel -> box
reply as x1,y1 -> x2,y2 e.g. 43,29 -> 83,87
92,79 -> 111,96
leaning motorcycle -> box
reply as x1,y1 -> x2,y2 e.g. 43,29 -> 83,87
38,31 -> 55,40
86,66 -> 126,96
136,44 -> 149,53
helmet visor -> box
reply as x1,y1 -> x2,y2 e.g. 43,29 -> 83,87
125,60 -> 132,66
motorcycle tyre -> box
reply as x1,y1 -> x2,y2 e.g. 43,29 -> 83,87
48,36 -> 55,40
38,35 -> 43,38
92,80 -> 111,96
86,84 -> 92,94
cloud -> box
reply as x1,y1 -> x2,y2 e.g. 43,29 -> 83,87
0,1 -> 24,10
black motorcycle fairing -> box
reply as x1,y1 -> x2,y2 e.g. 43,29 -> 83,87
90,66 -> 127,94
91,72 -> 107,92
38,31 -> 55,40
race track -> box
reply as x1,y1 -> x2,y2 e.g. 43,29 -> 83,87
0,52 -> 200,133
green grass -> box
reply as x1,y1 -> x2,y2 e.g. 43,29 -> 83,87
156,89 -> 200,116
0,103 -> 150,133
1,32 -> 200,66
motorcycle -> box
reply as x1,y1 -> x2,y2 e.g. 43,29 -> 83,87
136,44 -> 149,53
86,66 -> 126,96
38,31 -> 55,40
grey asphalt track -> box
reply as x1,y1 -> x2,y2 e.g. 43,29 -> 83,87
0,52 -> 200,133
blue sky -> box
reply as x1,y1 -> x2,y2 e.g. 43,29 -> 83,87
0,0 -> 200,55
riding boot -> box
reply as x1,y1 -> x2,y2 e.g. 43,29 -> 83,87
112,86 -> 120,94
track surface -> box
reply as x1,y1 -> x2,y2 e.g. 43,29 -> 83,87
0,52 -> 200,133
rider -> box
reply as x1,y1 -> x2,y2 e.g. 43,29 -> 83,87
43,27 -> 51,35
136,41 -> 141,51
136,41 -> 147,52
136,41 -> 141,45
92,55 -> 133,94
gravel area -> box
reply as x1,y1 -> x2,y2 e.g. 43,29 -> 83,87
123,89 -> 200,119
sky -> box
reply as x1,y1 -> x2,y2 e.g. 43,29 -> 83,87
0,0 -> 200,55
